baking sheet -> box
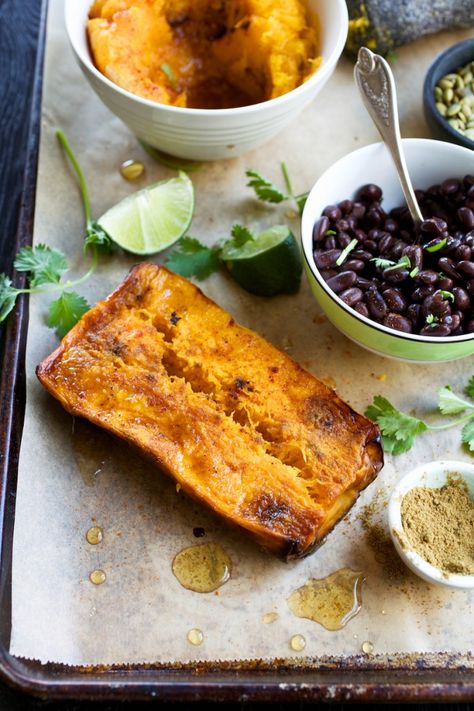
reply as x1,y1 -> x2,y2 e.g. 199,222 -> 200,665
9,0 -> 474,666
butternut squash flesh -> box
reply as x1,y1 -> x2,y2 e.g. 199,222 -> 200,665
87,0 -> 321,108
37,264 -> 383,559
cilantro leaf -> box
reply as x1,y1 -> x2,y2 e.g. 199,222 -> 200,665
0,274 -> 19,322
384,254 -> 411,272
85,222 -> 114,253
438,385 -> 474,415
246,169 -> 287,204
465,376 -> 474,399
229,224 -> 254,248
365,395 -> 427,454
461,418 -> 474,452
165,236 -> 221,280
14,244 -> 68,287
161,62 -> 176,87
370,256 -> 396,270
47,291 -> 90,338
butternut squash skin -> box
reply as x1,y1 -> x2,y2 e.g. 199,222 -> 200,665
36,265 -> 383,559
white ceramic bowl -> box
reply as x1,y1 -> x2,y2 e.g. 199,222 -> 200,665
64,0 -> 348,160
301,138 -> 474,363
388,460 -> 474,589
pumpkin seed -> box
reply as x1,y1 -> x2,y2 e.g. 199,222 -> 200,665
436,102 -> 447,116
434,60 -> 474,141
447,102 -> 461,117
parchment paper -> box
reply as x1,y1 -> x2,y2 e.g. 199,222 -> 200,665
10,0 -> 474,665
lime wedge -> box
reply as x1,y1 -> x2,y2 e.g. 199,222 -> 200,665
221,225 -> 302,297
97,171 -> 194,255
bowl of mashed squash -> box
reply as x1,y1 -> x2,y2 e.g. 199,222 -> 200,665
65,0 -> 348,160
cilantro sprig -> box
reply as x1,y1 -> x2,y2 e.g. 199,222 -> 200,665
0,130 -> 115,337
366,375 -> 474,454
246,162 -> 309,215
165,223 -> 254,281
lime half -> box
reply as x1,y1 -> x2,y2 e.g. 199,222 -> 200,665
97,171 -> 194,255
221,225 -> 302,297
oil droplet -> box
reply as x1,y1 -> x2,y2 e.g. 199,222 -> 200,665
172,542 -> 232,593
120,159 -> 145,181
290,634 -> 306,652
187,628 -> 204,646
89,569 -> 106,585
86,526 -> 103,545
262,612 -> 279,624
193,527 -> 206,538
287,568 -> 365,631
362,640 -> 374,654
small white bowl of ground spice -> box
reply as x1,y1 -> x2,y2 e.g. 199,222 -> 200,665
388,461 -> 474,589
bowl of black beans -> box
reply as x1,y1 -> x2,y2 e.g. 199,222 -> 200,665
301,138 -> 474,362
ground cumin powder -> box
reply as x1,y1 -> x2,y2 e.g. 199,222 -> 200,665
400,476 -> 474,576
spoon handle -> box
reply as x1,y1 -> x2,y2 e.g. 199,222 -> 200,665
354,47 -> 423,225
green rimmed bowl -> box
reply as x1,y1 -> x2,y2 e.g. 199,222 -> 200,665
301,138 -> 474,363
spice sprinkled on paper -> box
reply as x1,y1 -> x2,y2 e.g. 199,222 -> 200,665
400,476 -> 474,575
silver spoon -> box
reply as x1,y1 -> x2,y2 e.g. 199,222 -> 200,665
354,47 -> 424,226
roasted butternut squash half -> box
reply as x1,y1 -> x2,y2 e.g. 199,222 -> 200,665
37,264 -> 383,559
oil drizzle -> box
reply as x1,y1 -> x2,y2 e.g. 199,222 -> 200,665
287,568 -> 364,631
172,542 -> 232,593
262,612 -> 278,624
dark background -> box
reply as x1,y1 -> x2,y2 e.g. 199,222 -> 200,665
0,0 -> 472,707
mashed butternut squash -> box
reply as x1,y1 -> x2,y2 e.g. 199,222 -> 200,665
87,0 -> 320,108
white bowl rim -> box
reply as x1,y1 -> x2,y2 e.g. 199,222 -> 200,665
301,138 -> 474,346
387,460 -> 474,589
64,0 -> 348,117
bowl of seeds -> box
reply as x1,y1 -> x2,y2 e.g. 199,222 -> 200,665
388,460 -> 474,590
423,37 -> 474,150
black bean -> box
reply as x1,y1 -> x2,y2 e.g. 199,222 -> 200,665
437,257 -> 461,281
455,245 -> 472,262
324,236 -> 337,250
438,276 -> 454,291
407,303 -> 422,328
323,205 -> 342,222
416,269 -> 438,285
358,184 -> 382,202
338,199 -> 353,214
420,323 -> 451,336
420,217 -> 448,235
354,302 -> 369,317
465,319 -> 474,333
336,218 -> 350,232
314,249 -> 342,269
383,313 -> 413,333
366,288 -> 388,319
366,207 -> 384,226
352,249 -> 373,262
403,245 -> 423,270
457,260 -> 474,278
382,288 -> 407,313
319,269 -> 338,280
379,234 -> 395,254
340,287 -> 364,306
344,259 -> 365,273
350,202 -> 366,219
441,178 -> 461,195
442,313 -> 461,331
369,228 -> 383,240
467,279 -> 474,296
338,232 -> 352,249
382,267 -> 409,283
452,286 -> 470,311
326,271 -> 357,293
313,216 -> 329,243
390,241 -> 407,259
383,218 -> 398,233
412,285 -> 435,302
356,277 -> 374,291
422,292 -> 451,318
